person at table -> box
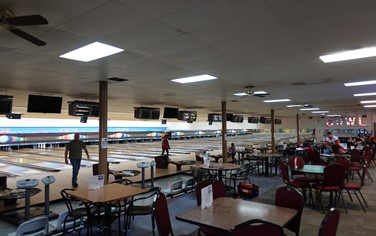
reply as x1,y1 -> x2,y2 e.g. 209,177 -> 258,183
347,137 -> 356,150
65,133 -> 90,188
227,143 -> 237,162
325,132 -> 340,146
161,135 -> 170,157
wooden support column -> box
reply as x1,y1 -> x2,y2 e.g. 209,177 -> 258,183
99,81 -> 108,184
271,109 -> 275,154
222,101 -> 228,163
296,114 -> 300,146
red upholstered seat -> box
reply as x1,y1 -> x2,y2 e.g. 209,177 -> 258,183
195,181 -> 227,236
229,219 -> 285,236
275,186 -> 304,236
319,208 -> 340,236
343,165 -> 368,212
313,164 -> 347,213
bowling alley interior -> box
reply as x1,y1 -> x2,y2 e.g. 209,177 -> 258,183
1,1 -> 376,235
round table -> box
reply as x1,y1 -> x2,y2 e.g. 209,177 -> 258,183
200,163 -> 241,182
295,164 -> 325,175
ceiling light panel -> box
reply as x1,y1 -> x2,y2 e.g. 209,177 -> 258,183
60,42 -> 124,62
234,93 -> 247,96
360,100 -> 376,104
320,46 -> 376,63
286,105 -> 303,108
345,80 -> 376,87
300,108 -> 320,111
263,99 -> 291,103
312,111 -> 329,113
354,92 -> 376,97
364,105 -> 376,108
171,74 -> 217,84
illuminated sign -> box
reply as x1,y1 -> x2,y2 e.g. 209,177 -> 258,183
326,117 -> 367,127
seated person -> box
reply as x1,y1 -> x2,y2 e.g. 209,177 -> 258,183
227,143 -> 237,162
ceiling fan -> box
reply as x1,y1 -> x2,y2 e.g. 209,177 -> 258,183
0,8 -> 48,46
243,85 -> 270,97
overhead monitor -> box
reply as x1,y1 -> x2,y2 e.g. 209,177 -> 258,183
275,118 -> 282,125
0,95 -> 13,114
163,107 -> 179,119
134,107 -> 160,120
27,95 -> 63,113
248,117 -> 259,123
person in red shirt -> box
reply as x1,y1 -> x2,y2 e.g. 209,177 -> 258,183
162,136 -> 170,156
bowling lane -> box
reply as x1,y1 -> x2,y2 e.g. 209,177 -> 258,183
0,155 -> 66,172
0,162 -> 44,176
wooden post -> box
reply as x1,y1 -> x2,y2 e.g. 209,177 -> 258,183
296,114 -> 300,146
222,101 -> 228,163
271,109 -> 275,154
99,81 -> 108,184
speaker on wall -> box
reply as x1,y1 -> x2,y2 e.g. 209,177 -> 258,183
161,119 -> 167,125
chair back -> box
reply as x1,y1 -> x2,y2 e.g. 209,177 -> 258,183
363,150 -> 373,167
319,208 -> 340,236
184,177 -> 196,192
279,161 -> 291,184
195,180 -> 225,206
350,149 -> 361,163
363,146 -> 372,158
323,164 -> 346,187
16,216 -> 49,236
154,193 -> 173,236
275,186 -> 304,235
60,189 -> 76,214
54,210 -> 82,231
334,158 -> 351,178
229,219 -> 284,236
307,149 -> 321,164
289,156 -> 304,169
360,164 -> 367,186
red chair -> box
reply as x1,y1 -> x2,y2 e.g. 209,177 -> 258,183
229,219 -> 285,236
343,165 -> 368,212
275,186 -> 304,236
313,164 -> 347,213
307,150 -> 322,165
195,181 -> 226,236
363,151 -> 374,182
334,158 -> 352,181
154,193 -> 173,236
318,208 -> 340,236
280,161 -> 312,204
289,156 -> 316,183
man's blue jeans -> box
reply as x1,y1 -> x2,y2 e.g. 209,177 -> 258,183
70,158 -> 81,184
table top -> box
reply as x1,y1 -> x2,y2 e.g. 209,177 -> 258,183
321,153 -> 351,159
176,197 -> 297,232
66,183 -> 147,203
295,164 -> 325,174
199,163 -> 241,171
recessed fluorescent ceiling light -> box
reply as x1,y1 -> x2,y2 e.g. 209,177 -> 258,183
253,91 -> 268,95
234,92 -> 247,96
60,42 -> 124,62
360,100 -> 376,104
364,105 -> 376,108
300,108 -> 320,111
354,92 -> 376,97
326,114 -> 341,117
171,74 -> 217,84
344,80 -> 376,87
320,46 -> 376,63
312,111 -> 329,113
286,104 -> 303,108
263,99 -> 291,103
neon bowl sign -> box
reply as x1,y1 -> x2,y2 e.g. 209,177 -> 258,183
326,117 -> 366,127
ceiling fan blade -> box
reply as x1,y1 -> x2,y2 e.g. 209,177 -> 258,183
8,26 -> 46,46
5,15 -> 48,26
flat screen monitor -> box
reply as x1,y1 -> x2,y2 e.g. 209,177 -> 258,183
27,95 -> 62,113
163,107 -> 179,119
248,117 -> 259,123
0,95 -> 13,114
259,116 -> 267,124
